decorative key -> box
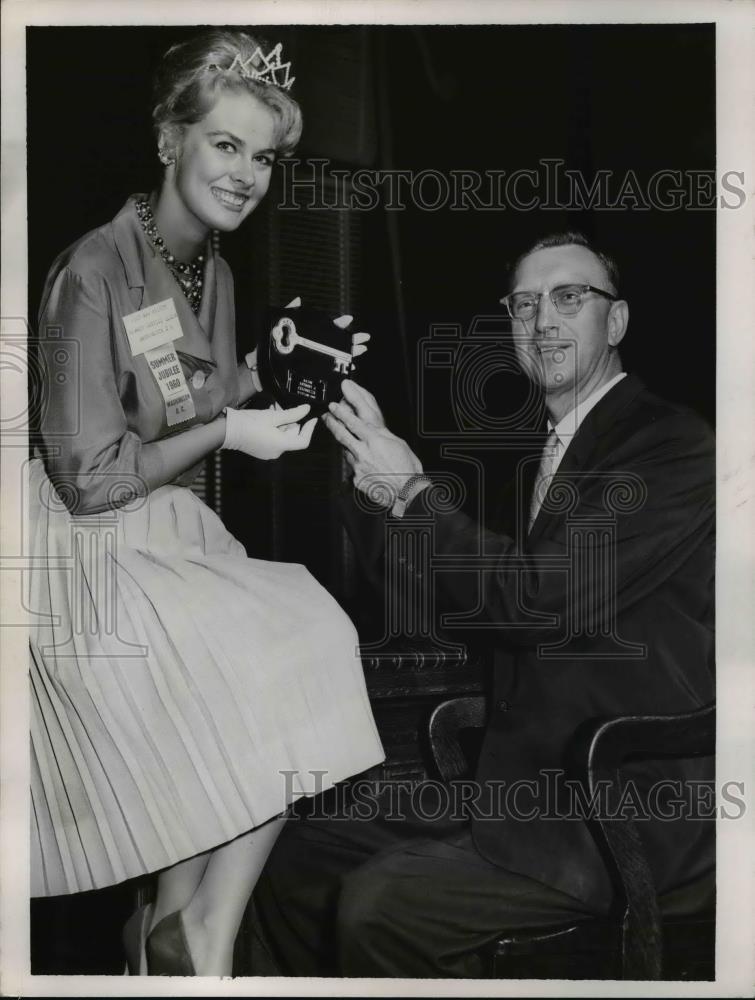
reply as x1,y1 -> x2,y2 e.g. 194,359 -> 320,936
271,317 -> 354,374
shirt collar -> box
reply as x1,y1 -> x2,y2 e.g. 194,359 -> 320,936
549,372 -> 628,445
109,195 -> 153,289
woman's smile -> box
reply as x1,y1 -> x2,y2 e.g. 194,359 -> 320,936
210,186 -> 250,212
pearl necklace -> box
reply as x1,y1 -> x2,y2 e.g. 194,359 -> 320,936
135,199 -> 204,313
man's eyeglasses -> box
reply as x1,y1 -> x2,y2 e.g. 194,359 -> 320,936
500,284 -> 618,322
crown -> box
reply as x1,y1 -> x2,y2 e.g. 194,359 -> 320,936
221,43 -> 295,91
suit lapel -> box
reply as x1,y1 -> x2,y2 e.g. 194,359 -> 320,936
527,375 -> 645,545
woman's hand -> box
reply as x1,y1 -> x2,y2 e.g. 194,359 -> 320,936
222,404 -> 317,459
350,329 -> 370,359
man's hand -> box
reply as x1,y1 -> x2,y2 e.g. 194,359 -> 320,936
322,380 -> 423,505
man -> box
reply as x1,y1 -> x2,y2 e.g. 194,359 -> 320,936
252,233 -> 715,977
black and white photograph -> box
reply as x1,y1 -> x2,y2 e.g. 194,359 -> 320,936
1,0 -> 752,995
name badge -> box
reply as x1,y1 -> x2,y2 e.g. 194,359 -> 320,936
123,298 -> 184,356
143,343 -> 196,427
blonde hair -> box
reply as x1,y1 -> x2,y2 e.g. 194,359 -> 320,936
152,29 -> 302,155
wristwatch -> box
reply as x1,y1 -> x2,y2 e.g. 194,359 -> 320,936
244,350 -> 263,394
391,474 -> 432,519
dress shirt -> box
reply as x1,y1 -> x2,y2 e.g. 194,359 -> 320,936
547,371 -> 627,474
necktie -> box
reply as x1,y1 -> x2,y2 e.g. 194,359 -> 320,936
528,429 -> 561,532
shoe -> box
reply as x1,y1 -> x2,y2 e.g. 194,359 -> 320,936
146,910 -> 196,976
122,902 -> 153,976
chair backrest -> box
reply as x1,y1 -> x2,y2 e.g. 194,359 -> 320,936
428,695 -> 486,782
427,695 -> 716,980
585,704 -> 716,979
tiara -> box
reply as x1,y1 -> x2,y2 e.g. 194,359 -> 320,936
209,43 -> 295,91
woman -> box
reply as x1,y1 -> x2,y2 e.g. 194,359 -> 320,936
30,29 -> 384,977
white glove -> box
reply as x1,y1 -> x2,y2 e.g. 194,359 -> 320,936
222,404 -> 316,459
284,297 -> 370,359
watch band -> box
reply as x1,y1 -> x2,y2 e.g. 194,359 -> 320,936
391,474 -> 432,519
244,350 -> 263,394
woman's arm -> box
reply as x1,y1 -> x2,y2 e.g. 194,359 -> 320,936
40,266 -> 315,511
236,349 -> 262,406
39,265 -> 233,513
139,414 -> 227,491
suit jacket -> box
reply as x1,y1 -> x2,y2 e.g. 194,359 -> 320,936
346,374 -> 715,909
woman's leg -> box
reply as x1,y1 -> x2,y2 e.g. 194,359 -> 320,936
152,851 -> 211,930
178,815 -> 287,976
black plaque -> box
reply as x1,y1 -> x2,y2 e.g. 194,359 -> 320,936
257,304 -> 358,414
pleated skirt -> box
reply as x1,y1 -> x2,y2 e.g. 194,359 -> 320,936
28,459 -> 384,897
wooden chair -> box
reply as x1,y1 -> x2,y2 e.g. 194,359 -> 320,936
428,696 -> 716,980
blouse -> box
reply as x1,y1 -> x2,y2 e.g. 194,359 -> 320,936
37,196 -> 243,514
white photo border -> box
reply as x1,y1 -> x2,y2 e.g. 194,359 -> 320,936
1,1 -> 752,996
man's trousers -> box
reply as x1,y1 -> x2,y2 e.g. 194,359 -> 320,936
252,810 -> 603,978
